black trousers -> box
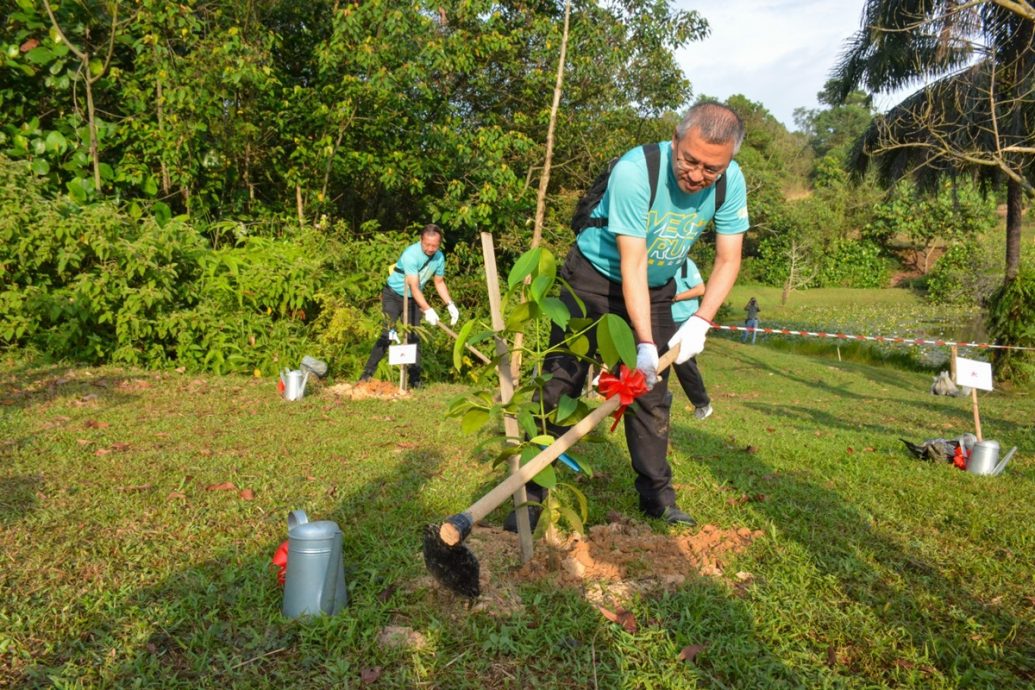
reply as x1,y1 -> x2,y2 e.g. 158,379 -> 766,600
361,286 -> 423,383
672,354 -> 710,408
532,246 -> 680,516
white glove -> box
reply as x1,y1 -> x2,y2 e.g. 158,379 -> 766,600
388,328 -> 400,344
668,315 -> 711,364
423,308 -> 440,326
636,343 -> 659,390
446,302 -> 460,326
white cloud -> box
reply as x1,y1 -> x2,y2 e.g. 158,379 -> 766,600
674,1 -> 910,129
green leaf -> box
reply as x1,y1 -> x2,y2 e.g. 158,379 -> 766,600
516,408 -> 537,438
25,46 -> 55,65
505,300 -> 538,331
44,130 -> 66,153
88,58 -> 104,77
555,394 -> 578,424
596,313 -> 636,369
540,296 -> 569,329
537,249 -> 557,281
143,176 -> 158,196
559,506 -> 584,535
30,158 -> 49,175
153,202 -> 171,227
452,319 -> 476,371
531,463 -> 557,489
568,334 -> 590,357
527,434 -> 554,447
507,247 -> 541,289
461,407 -> 489,434
529,274 -> 552,304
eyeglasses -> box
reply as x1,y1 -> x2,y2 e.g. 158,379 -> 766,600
674,155 -> 725,180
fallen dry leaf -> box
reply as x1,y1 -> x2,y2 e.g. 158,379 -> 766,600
239,488 -> 255,500
744,445 -> 758,454
826,645 -> 838,667
360,666 -> 382,684
765,427 -> 775,433
678,644 -> 706,663
77,439 -> 92,446
846,447 -> 855,455
110,442 -> 131,451
167,491 -> 187,500
85,420 -> 109,429
597,605 -> 637,633
117,484 -> 152,493
20,38 -> 39,52
206,482 -> 236,491
395,441 -> 419,449
94,448 -> 112,456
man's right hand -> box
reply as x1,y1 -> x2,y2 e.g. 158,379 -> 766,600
423,308 -> 440,326
636,343 -> 659,389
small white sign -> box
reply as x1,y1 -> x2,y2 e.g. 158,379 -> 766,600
388,344 -> 417,365
955,357 -> 994,391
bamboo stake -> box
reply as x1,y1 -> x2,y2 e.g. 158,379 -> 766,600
971,388 -> 983,441
481,232 -> 533,563
400,290 -> 409,392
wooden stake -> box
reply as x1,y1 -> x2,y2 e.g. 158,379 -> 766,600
971,387 -> 983,442
481,232 -> 534,563
950,345 -> 958,382
400,290 -> 409,393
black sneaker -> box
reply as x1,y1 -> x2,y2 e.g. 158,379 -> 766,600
358,374 -> 372,383
503,505 -> 543,533
660,505 -> 697,526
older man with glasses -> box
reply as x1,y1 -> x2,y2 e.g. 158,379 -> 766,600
505,102 -> 750,532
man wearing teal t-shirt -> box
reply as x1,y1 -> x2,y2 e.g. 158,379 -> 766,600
671,257 -> 712,420
360,224 -> 459,387
506,102 -> 749,532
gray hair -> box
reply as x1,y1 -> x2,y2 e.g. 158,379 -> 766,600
675,102 -> 745,155
421,223 -> 443,239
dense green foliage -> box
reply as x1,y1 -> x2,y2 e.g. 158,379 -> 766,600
987,265 -> 1035,384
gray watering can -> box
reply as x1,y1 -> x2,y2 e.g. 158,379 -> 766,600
280,369 -> 309,401
965,440 -> 1017,476
282,510 -> 348,618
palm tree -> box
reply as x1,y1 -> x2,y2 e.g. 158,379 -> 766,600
832,1 -> 1034,283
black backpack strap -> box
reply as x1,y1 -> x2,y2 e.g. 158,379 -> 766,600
643,142 -> 660,212
713,173 -> 726,214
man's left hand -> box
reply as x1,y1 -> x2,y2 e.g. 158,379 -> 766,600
446,303 -> 460,326
668,315 -> 711,363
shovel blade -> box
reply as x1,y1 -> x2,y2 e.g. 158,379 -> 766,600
422,524 -> 480,598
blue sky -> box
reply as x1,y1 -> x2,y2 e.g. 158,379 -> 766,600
675,0 -> 914,130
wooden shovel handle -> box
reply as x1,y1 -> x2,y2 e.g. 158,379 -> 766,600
440,344 -> 681,545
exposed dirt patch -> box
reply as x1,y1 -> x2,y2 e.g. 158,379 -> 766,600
327,380 -> 408,400
421,514 -> 762,617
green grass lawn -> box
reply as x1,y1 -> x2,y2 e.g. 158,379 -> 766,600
2,341 -> 1033,688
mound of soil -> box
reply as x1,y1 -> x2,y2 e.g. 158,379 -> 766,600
327,380 -> 407,400
425,513 -> 763,616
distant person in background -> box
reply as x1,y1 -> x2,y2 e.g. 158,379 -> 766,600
359,224 -> 459,387
671,257 -> 712,420
743,297 -> 760,344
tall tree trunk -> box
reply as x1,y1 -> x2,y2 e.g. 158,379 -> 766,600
1005,178 -> 1022,283
511,0 -> 571,381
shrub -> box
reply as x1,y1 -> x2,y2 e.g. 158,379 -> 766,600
814,239 -> 889,288
987,265 -> 1035,385
925,240 -> 1000,305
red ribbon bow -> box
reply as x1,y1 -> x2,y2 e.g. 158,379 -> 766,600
596,365 -> 649,432
272,540 -> 289,586
953,445 -> 969,471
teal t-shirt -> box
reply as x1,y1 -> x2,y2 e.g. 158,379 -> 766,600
671,258 -> 703,324
386,242 -> 446,297
576,141 -> 750,287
